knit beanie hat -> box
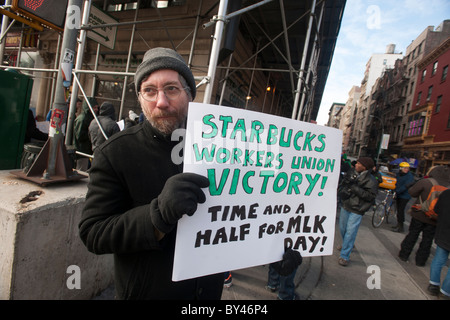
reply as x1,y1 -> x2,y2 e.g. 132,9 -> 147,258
134,47 -> 196,99
357,157 -> 375,170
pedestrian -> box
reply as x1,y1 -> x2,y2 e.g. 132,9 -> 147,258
427,188 -> 450,299
399,165 -> 450,266
88,101 -> 120,152
265,248 -> 302,300
78,47 -> 223,300
371,165 -> 382,185
25,109 -> 48,143
124,109 -> 140,129
73,97 -> 98,171
47,97 -> 82,121
392,162 -> 414,233
337,157 -> 378,266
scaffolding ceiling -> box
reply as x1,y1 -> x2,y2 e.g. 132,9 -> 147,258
1,0 -> 346,121
89,0 -> 346,121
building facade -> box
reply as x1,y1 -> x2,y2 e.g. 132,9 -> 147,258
403,37 -> 450,174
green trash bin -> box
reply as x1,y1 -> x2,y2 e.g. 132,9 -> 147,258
0,69 -> 34,169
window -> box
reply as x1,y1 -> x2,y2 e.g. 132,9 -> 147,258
416,91 -> 422,105
408,114 -> 425,136
427,86 -> 433,101
447,114 -> 450,129
421,69 -> 426,82
436,95 -> 443,113
442,65 -> 448,82
410,82 -> 414,94
432,61 -> 438,75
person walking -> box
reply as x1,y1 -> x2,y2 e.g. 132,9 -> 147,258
78,48 -> 223,300
73,97 -> 99,170
392,162 -> 414,232
265,248 -> 302,300
88,101 -> 120,152
427,188 -> 450,299
399,165 -> 450,266
337,157 -> 378,266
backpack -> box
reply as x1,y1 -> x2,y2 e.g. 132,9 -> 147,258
412,178 -> 448,220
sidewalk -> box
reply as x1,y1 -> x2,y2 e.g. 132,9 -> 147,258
94,213 -> 445,300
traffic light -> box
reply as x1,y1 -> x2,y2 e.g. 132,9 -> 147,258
11,0 -> 69,31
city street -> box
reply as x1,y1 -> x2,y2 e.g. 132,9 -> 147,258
94,198 -> 446,301
221,199 -> 446,301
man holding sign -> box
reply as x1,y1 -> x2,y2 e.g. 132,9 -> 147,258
78,48 -> 224,299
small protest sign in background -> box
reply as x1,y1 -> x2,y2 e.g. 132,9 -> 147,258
173,103 -> 343,281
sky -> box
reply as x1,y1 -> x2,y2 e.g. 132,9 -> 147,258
316,0 -> 450,125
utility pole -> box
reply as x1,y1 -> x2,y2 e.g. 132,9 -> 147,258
11,0 -> 86,186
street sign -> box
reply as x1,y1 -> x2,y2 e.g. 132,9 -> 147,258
381,134 -> 390,150
87,5 -> 118,50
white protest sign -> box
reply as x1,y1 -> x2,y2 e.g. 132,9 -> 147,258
173,103 -> 342,281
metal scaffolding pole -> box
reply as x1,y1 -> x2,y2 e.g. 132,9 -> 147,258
291,0 -> 316,120
118,0 -> 140,121
203,0 -> 228,104
279,0 -> 295,97
11,0 -> 86,186
202,0 -> 274,104
298,1 -> 324,121
66,0 -> 92,146
0,0 -> 11,65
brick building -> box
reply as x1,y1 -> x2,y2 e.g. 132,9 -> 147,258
403,37 -> 450,174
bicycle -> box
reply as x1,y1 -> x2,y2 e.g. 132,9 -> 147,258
371,189 -> 397,228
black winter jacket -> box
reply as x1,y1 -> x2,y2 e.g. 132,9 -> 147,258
88,102 -> 120,151
338,168 -> 378,215
78,121 -> 223,299
434,188 -> 450,251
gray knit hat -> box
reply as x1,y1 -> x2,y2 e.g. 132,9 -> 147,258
134,47 -> 196,99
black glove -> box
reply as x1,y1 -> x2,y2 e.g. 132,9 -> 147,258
150,173 -> 210,234
272,248 -> 303,276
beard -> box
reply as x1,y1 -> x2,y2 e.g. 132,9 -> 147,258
144,108 -> 187,136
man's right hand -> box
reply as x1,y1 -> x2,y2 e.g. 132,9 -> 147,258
150,173 -> 210,234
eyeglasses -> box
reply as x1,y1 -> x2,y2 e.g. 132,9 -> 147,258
139,85 -> 188,102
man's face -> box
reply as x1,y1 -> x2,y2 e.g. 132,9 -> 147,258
138,69 -> 190,135
400,166 -> 410,173
355,161 -> 366,173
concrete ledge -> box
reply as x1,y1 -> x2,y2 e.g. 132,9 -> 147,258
0,170 -> 113,300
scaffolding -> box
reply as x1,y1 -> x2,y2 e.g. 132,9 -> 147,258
1,0 -> 345,183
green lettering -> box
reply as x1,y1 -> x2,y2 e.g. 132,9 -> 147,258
216,147 -> 230,164
279,127 -> 292,147
267,124 -> 278,145
288,172 -> 302,194
315,134 -> 326,152
219,115 -> 233,137
259,170 -> 275,194
293,131 -> 303,150
208,168 -> 229,196
273,172 -> 288,193
250,120 -> 264,143
202,114 -> 218,139
303,132 -> 316,151
229,169 -> 240,195
243,171 -> 255,194
193,143 -> 216,162
230,118 -> 247,142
